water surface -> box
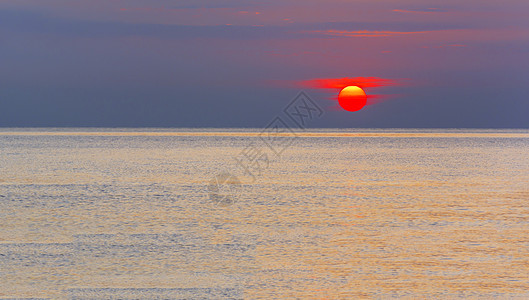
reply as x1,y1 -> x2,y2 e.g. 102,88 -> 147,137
1,128 -> 528,298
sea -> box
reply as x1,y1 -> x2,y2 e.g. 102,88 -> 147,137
0,128 -> 528,299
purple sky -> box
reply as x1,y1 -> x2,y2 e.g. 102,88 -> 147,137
1,0 -> 528,127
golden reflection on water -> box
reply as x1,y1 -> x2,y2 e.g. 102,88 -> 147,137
0,129 -> 528,298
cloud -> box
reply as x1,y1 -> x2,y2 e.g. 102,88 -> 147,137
422,44 -> 468,49
393,8 -> 446,14
308,29 -> 429,38
0,9 -> 474,41
297,77 -> 402,90
0,9 -> 285,40
307,20 -> 471,32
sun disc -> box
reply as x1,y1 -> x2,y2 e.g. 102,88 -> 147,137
338,86 -> 367,112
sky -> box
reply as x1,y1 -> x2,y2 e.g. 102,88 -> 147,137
1,0 -> 528,128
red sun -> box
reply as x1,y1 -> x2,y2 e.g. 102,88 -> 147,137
338,86 -> 367,112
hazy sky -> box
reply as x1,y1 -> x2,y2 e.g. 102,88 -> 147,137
1,0 -> 528,127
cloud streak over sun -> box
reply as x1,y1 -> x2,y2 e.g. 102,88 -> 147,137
298,77 -> 401,90
295,77 -> 404,109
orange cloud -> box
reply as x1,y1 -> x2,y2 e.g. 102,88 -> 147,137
310,30 -> 428,38
326,94 -> 400,110
422,44 -> 468,49
298,77 -> 400,90
393,8 -> 443,14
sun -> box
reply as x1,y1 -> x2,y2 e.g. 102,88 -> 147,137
338,86 -> 367,112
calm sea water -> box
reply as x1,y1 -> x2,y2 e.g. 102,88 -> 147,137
1,128 -> 528,299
